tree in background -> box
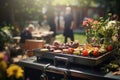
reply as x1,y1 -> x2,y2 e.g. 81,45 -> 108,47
93,0 -> 120,19
0,0 -> 120,29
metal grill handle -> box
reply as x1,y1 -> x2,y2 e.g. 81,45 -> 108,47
54,56 -> 69,67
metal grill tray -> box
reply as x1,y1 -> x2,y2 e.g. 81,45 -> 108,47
34,49 -> 115,67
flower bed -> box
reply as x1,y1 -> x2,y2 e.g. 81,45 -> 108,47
0,53 -> 24,80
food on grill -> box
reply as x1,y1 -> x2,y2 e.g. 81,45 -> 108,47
67,48 -> 74,54
40,48 -> 49,52
53,50 -> 62,53
43,41 -> 113,57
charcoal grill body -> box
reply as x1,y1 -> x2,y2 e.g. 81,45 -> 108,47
18,56 -> 120,80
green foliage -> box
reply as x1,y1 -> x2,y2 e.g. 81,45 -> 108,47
13,0 -> 45,20
0,26 -> 12,51
77,0 -> 94,7
85,14 -> 120,47
53,0 -> 77,6
11,0 -> 101,20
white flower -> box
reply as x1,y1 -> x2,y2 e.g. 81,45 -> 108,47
112,34 -> 118,42
106,21 -> 117,29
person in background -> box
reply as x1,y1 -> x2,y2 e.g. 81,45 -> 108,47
41,15 -> 48,26
59,12 -> 64,31
20,24 -> 34,48
46,5 -> 56,39
63,7 -> 74,43
54,11 -> 59,31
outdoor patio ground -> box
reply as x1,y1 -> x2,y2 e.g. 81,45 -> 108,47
55,28 -> 87,44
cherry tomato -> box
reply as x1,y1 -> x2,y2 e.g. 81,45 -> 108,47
82,50 -> 89,56
67,48 -> 74,54
107,45 -> 113,52
93,50 -> 99,57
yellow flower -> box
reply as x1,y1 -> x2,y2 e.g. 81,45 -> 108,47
0,53 -> 4,60
0,60 -> 7,69
6,64 -> 24,79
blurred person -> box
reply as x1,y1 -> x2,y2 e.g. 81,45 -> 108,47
59,12 -> 64,30
63,7 -> 74,43
20,24 -> 34,48
46,6 -> 56,38
40,14 -> 49,27
54,11 -> 59,31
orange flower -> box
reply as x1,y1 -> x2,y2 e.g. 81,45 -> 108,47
0,53 -> 4,60
82,18 -> 93,27
86,18 -> 93,23
82,21 -> 88,26
93,20 -> 98,24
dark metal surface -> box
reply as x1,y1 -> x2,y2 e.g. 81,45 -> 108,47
18,56 -> 120,80
34,49 -> 115,66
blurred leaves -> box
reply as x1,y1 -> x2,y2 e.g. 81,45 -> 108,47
7,0 -> 105,20
0,26 -> 12,51
101,63 -> 119,73
53,0 -> 78,6
0,0 -> 120,28
0,53 -> 24,80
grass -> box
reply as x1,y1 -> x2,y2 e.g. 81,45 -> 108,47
55,33 -> 87,44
